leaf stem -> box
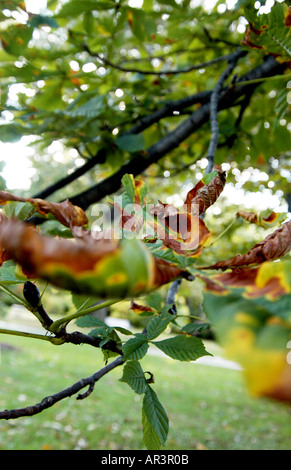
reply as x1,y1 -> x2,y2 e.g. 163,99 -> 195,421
0,327 -> 64,344
207,217 -> 237,248
176,314 -> 209,323
49,298 -> 121,333
0,284 -> 27,307
235,73 -> 291,87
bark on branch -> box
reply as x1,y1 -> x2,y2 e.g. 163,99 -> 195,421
0,356 -> 124,420
68,55 -> 286,210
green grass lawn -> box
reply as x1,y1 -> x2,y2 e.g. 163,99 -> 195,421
0,334 -> 290,450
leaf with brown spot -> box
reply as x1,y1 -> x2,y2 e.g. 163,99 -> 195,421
0,218 -> 192,298
202,259 -> 291,404
149,203 -> 210,256
129,301 -> 155,316
285,6 -> 291,26
0,190 -> 88,230
199,261 -> 291,300
237,210 -> 287,229
201,220 -> 291,270
242,2 -> 291,63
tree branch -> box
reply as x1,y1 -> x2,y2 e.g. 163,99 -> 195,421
0,356 -> 124,420
205,48 -> 246,173
30,90 -> 210,202
67,56 -> 286,211
83,43 -> 238,76
32,148 -> 107,200
165,279 -> 182,314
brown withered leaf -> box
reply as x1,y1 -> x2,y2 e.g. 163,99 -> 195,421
236,210 -> 286,228
153,257 -> 194,287
200,265 -> 289,300
0,190 -> 88,230
0,217 -> 115,275
149,203 -> 210,255
201,220 -> 291,270
0,218 -> 191,297
236,210 -> 259,225
0,212 -> 11,266
129,301 -> 155,315
184,164 -> 226,215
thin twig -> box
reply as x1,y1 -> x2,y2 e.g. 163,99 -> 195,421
28,56 -> 286,213
49,298 -> 121,334
76,381 -> 95,400
0,356 -> 124,420
83,44 -> 237,76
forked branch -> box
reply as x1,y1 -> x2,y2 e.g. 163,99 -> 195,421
0,356 -> 124,420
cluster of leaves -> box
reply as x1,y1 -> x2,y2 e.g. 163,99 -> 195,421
242,2 -> 291,63
0,164 -> 290,448
0,0 -> 291,450
0,0 -> 290,203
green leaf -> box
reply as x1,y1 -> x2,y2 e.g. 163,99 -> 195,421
130,9 -> 157,42
0,265 -> 24,285
14,202 -> 36,221
115,134 -> 146,153
242,2 -> 291,62
29,15 -> 59,29
122,333 -> 149,360
152,335 -> 211,362
146,312 -> 174,340
181,322 -> 211,334
67,95 -> 106,119
145,291 -> 163,311
142,410 -> 162,450
119,360 -> 147,394
113,326 -> 133,336
31,80 -> 64,111
0,124 -> 23,143
121,174 -> 136,204
202,170 -> 218,185
275,83 -> 290,122
142,385 -> 169,449
75,314 -> 107,328
0,24 -> 33,56
0,176 -> 6,191
89,326 -> 109,337
2,201 -> 36,221
55,0 -> 115,17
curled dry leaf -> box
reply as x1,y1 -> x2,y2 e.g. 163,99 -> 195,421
113,173 -> 214,257
201,220 -> 291,270
149,203 -> 210,256
0,218 -> 191,298
236,210 -> 286,229
0,190 -> 88,230
184,164 -> 226,215
199,259 -> 291,300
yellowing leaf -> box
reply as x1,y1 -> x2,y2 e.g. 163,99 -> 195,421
0,190 -> 88,230
203,259 -> 291,403
201,220 -> 291,270
0,218 -> 192,298
237,210 -> 287,229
